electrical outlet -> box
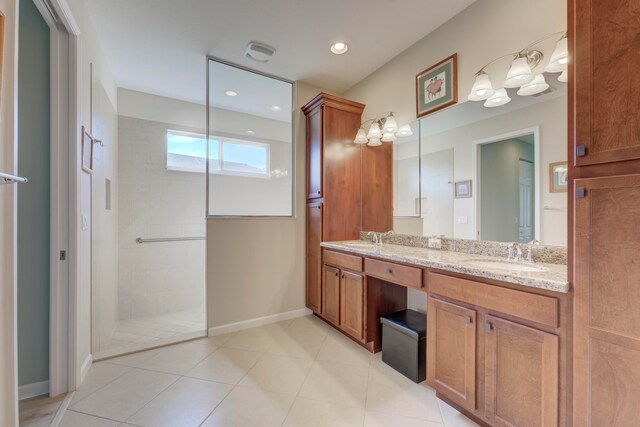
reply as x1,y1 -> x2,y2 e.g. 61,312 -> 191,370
457,216 -> 468,224
428,238 -> 442,249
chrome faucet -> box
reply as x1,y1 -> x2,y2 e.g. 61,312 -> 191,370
367,231 -> 380,244
507,243 -> 523,262
379,230 -> 393,245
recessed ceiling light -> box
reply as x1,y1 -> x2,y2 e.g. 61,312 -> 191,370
270,105 -> 282,112
225,90 -> 237,97
330,42 -> 349,55
246,130 -> 255,134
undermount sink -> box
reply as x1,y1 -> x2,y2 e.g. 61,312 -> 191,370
466,259 -> 548,273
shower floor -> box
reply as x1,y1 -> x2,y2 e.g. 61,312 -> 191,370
94,309 -> 206,360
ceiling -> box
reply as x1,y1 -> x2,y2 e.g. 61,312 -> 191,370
85,0 -> 475,108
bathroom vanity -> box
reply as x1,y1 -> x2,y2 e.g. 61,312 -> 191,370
318,236 -> 570,427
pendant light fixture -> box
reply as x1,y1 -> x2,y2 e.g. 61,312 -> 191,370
467,31 -> 567,108
353,113 -> 413,147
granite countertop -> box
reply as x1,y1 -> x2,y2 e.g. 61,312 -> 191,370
321,240 -> 569,294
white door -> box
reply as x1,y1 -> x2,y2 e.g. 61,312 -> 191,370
421,148 -> 454,236
0,1 -> 22,425
518,160 -> 534,243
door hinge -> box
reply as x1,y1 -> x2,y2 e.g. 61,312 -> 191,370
59,250 -> 66,261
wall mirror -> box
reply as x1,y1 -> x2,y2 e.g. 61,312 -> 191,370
393,78 -> 567,247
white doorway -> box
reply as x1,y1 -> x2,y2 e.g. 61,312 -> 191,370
421,148 -> 454,237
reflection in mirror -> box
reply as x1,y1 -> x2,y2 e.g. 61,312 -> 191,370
207,59 -> 294,217
393,79 -> 566,247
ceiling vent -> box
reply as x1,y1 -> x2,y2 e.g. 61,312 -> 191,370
245,41 -> 276,63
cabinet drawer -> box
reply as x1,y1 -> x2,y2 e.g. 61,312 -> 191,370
365,258 -> 422,289
428,272 -> 558,328
323,250 -> 363,272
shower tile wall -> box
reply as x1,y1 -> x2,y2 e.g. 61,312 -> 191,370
118,115 -> 206,320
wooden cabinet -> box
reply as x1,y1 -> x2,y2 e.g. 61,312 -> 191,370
306,201 -> 322,313
573,175 -> 640,426
573,0 -> 640,166
427,297 -> 477,410
322,264 -> 340,325
485,315 -> 558,427
340,271 -> 364,340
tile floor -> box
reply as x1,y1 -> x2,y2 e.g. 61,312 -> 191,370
60,315 -> 478,427
93,309 -> 206,360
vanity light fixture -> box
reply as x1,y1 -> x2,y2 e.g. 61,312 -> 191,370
330,42 -> 349,55
517,74 -> 549,96
484,88 -> 511,108
354,112 -> 412,146
467,31 -> 567,107
225,90 -> 238,97
558,69 -> 568,83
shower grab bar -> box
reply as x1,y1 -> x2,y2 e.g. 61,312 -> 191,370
136,236 -> 206,244
0,172 -> 28,184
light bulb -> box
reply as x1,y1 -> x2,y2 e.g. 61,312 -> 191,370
517,74 -> 549,96
330,42 -> 349,54
545,37 -> 568,73
383,115 -> 397,133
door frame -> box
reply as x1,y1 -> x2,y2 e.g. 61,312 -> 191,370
471,126 -> 540,242
32,0 -> 81,397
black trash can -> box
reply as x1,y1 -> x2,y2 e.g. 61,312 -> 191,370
380,309 -> 427,383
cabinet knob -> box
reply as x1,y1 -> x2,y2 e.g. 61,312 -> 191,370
317,205 -> 321,209
335,272 -> 338,277
387,269 -> 393,274
341,275 -> 344,279
485,323 -> 493,332
317,191 -> 321,194
465,316 -> 472,325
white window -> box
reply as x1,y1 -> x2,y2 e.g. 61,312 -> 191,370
166,130 -> 269,178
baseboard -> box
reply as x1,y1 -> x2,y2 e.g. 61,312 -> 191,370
49,391 -> 74,427
208,308 -> 312,336
18,380 -> 49,400
79,354 -> 92,385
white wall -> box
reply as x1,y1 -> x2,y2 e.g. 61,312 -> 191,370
117,115 -> 206,320
343,0 -> 566,127
90,83 -> 119,353
67,0 -> 119,376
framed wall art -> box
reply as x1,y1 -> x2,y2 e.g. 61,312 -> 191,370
416,53 -> 458,118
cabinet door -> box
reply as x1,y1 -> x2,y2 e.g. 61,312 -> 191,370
574,175 -> 640,426
340,271 -> 364,340
574,0 -> 640,166
485,315 -> 558,427
307,107 -> 323,199
427,297 -> 476,410
306,201 -> 322,313
322,265 -> 340,325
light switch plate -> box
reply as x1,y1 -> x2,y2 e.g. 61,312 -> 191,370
457,216 -> 468,224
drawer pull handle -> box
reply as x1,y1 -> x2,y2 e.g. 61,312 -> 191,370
465,316 -> 472,325
485,322 -> 493,332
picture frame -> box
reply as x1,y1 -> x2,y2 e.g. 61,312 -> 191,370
454,180 -> 472,198
81,126 -> 95,174
416,53 -> 458,118
549,161 -> 568,193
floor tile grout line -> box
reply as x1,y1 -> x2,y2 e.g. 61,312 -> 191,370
120,372 -> 183,424
66,407 -> 133,424
67,365 -> 134,408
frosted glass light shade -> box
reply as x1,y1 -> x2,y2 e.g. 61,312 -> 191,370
545,38 -> 568,73
504,57 -> 535,88
367,122 -> 382,139
382,132 -> 397,142
397,124 -> 413,137
484,88 -> 511,108
517,74 -> 549,96
368,138 -> 382,147
383,115 -> 398,133
558,69 -> 568,83
354,128 -> 368,144
468,73 -> 495,101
